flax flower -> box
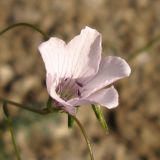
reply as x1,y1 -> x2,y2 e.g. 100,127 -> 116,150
39,27 -> 131,115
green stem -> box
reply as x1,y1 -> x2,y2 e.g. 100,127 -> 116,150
3,102 -> 21,160
72,116 -> 94,160
0,23 -> 50,114
0,99 -> 94,160
0,98 -> 51,115
0,22 -> 48,40
0,22 -> 95,159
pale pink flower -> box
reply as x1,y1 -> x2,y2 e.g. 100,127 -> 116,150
38,26 -> 131,115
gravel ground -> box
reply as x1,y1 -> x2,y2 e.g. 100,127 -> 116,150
0,0 -> 160,160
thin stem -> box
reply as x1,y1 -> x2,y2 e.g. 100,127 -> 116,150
0,22 -> 94,159
72,116 -> 94,160
0,98 -> 94,159
0,23 -> 48,40
3,102 -> 21,160
128,34 -> 160,61
0,98 -> 50,115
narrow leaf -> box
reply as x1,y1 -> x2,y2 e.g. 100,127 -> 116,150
92,104 -> 109,134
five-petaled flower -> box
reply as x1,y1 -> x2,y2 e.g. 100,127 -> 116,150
38,26 -> 131,115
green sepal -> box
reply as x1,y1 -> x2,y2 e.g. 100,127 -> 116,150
68,114 -> 74,128
92,104 -> 109,134
46,96 -> 59,113
67,107 -> 79,128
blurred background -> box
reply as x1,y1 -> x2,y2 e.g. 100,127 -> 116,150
0,0 -> 160,160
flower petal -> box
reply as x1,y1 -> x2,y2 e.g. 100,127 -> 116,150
66,26 -> 101,82
82,56 -> 131,97
87,86 -> 119,109
38,37 -> 66,82
68,86 -> 119,109
46,73 -> 75,115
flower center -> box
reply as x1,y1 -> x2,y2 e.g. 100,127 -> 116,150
56,78 -> 82,101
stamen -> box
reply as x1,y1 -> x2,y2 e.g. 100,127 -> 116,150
76,81 -> 83,87
77,90 -> 81,97
56,78 -> 82,101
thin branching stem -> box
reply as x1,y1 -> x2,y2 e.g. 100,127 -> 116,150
0,22 -> 48,40
0,98 -> 94,160
3,102 -> 21,160
0,98 -> 50,115
1,22 -> 160,160
72,115 -> 94,160
0,23 -> 49,114
0,23 -> 95,159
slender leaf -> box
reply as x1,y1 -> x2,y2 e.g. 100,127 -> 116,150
92,104 -> 109,134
